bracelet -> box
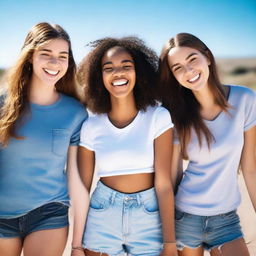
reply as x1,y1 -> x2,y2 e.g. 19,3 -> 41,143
163,241 -> 176,244
71,246 -> 84,251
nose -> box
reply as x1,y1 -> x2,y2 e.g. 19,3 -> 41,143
185,64 -> 193,73
48,56 -> 58,64
113,66 -> 124,76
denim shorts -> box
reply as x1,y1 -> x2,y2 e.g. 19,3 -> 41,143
175,208 -> 243,251
83,181 -> 163,256
0,202 -> 69,238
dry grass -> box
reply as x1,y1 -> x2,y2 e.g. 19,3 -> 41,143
217,58 -> 256,90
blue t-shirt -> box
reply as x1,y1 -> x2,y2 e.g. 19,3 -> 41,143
0,94 -> 88,218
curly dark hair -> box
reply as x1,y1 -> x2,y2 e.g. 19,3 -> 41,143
77,36 -> 159,113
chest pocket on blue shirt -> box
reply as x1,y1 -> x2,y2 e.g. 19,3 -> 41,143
52,129 -> 70,157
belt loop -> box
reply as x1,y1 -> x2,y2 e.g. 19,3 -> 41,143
136,193 -> 141,206
110,191 -> 116,205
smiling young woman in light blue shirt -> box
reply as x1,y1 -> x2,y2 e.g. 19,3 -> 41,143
0,22 -> 88,256
159,33 -> 256,256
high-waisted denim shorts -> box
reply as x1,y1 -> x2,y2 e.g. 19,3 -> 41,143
0,202 -> 69,238
175,208 -> 243,251
83,181 -> 163,256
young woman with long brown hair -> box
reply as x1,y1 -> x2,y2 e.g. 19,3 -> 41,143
0,22 -> 88,256
159,33 -> 256,256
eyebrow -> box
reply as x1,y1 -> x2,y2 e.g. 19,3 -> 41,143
170,52 -> 198,69
39,49 -> 69,55
102,59 -> 134,67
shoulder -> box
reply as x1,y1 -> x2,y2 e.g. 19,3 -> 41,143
60,94 -> 84,109
229,85 -> 256,99
81,113 -> 105,131
60,94 -> 88,118
143,104 -> 171,118
143,105 -> 173,138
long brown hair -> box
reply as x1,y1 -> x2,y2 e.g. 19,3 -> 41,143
159,33 -> 229,159
0,22 -> 78,147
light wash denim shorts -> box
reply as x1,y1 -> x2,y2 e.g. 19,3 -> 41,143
83,181 -> 163,256
0,202 -> 69,238
175,208 -> 243,251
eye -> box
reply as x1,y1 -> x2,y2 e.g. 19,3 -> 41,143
103,67 -> 113,72
173,66 -> 181,72
123,65 -> 133,70
41,53 -> 50,57
59,55 -> 68,60
190,57 -> 197,62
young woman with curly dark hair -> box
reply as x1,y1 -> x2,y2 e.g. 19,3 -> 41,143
73,37 -> 178,256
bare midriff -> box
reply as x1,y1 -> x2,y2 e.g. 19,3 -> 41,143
100,173 -> 154,193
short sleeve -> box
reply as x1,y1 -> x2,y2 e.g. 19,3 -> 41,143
79,119 -> 94,151
70,108 -> 88,146
244,89 -> 256,131
154,107 -> 174,139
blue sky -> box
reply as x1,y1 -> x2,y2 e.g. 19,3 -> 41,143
0,0 -> 256,68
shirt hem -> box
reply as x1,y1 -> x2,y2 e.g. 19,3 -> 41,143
0,200 -> 70,219
175,201 -> 240,216
98,168 -> 154,177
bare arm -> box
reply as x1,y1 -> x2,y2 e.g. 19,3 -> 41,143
154,128 -> 178,256
77,146 -> 95,192
240,126 -> 256,212
66,146 -> 89,255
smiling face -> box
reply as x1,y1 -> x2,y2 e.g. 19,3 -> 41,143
31,38 -> 69,87
167,46 -> 211,92
101,46 -> 136,100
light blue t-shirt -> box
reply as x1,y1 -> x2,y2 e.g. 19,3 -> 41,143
175,85 -> 256,216
0,94 -> 88,218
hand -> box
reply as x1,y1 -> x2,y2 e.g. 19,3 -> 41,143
159,243 -> 178,256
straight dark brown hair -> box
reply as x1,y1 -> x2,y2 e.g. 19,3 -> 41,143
159,33 -> 229,159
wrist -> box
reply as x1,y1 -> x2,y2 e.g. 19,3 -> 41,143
163,241 -> 176,247
71,245 -> 84,251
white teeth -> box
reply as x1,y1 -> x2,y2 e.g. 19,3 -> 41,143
112,79 -> 128,86
188,74 -> 200,82
44,69 -> 59,75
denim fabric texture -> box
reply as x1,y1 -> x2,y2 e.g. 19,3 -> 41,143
0,202 -> 69,238
83,181 -> 163,256
175,208 -> 243,251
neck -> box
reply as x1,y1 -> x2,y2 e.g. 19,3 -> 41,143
108,95 -> 138,128
29,80 -> 59,105
193,84 -> 215,109
193,84 -> 224,121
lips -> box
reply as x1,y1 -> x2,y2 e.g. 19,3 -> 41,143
188,73 -> 200,83
43,68 -> 59,76
112,79 -> 128,87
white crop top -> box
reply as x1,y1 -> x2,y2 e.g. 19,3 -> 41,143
80,106 -> 173,177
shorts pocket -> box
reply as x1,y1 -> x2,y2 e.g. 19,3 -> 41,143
89,194 -> 110,212
220,210 -> 237,219
40,202 -> 68,216
52,129 -> 70,156
142,196 -> 159,214
175,209 -> 186,221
